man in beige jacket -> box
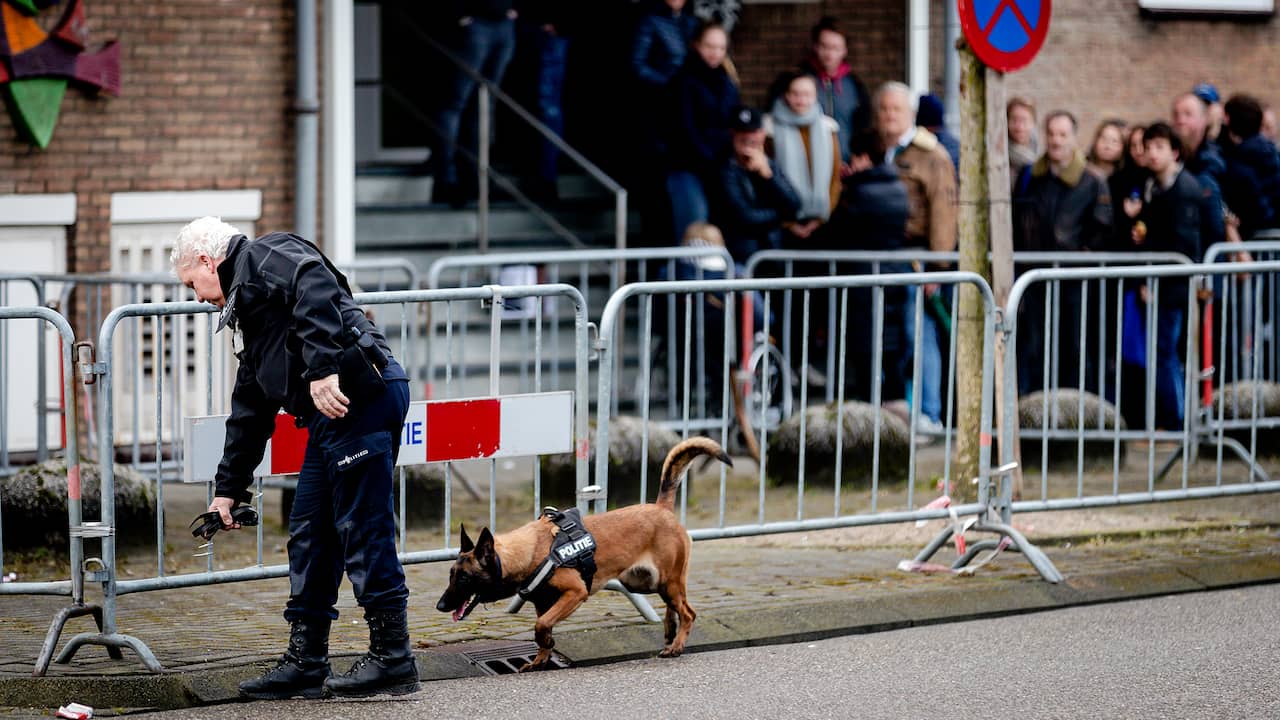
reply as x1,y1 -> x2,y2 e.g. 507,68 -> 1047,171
875,81 -> 958,434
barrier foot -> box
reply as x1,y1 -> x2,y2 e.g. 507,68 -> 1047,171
1214,436 -> 1271,483
505,580 -> 661,623
971,522 -> 1063,583
950,539 -> 1017,569
912,525 -> 956,564
1154,436 -> 1271,484
33,604 -> 116,677
54,632 -> 163,673
604,579 -> 661,622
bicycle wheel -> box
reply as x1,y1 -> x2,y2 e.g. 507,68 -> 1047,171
745,340 -> 794,432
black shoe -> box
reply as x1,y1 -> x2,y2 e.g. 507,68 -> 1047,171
240,618 -> 332,700
323,609 -> 421,698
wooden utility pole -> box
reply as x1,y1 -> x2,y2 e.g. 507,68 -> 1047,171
983,64 -> 1022,500
955,39 -> 1023,503
954,41 -> 989,504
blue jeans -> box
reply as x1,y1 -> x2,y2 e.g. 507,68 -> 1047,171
666,170 -> 709,243
904,288 -> 943,423
523,26 -> 569,184
1154,305 -> 1185,431
284,371 -> 410,623
434,18 -> 516,186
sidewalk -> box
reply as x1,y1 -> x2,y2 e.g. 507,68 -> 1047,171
1,506 -> 1278,713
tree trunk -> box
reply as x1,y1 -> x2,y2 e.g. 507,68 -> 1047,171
983,67 -> 1024,500
954,43 -> 990,504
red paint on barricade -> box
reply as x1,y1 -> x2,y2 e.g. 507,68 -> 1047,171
427,398 -> 501,462
67,464 -> 81,501
270,415 -> 309,475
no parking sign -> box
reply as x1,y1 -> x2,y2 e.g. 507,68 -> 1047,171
959,0 -> 1051,73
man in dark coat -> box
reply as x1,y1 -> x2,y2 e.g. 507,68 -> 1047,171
172,218 -> 418,700
714,106 -> 802,265
1013,110 -> 1113,394
1220,94 -> 1280,237
1173,92 -> 1228,250
813,128 -> 910,406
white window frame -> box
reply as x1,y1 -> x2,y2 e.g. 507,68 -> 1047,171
1139,0 -> 1274,14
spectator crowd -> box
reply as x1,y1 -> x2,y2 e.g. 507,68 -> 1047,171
431,0 -> 1280,437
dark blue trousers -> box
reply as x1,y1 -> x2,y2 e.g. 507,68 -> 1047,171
284,368 -> 410,623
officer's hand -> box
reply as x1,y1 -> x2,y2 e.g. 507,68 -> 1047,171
311,374 -> 350,419
210,497 -> 241,531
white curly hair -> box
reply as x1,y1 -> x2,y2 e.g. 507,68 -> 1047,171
874,81 -> 919,114
170,216 -> 243,270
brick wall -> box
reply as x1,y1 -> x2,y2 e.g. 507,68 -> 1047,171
736,0 -> 1278,147
1008,0 -> 1278,143
731,0 -> 905,108
0,0 -> 297,272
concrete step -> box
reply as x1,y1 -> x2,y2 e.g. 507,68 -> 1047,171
355,205 -> 635,250
354,172 -> 614,209
356,175 -> 433,207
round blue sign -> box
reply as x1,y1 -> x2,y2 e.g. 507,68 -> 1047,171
959,0 -> 1051,72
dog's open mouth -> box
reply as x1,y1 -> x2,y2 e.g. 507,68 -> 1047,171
452,595 -> 481,622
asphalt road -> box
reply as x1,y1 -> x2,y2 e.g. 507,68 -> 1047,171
151,584 -> 1280,720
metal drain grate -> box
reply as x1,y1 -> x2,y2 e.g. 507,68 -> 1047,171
461,642 -> 571,675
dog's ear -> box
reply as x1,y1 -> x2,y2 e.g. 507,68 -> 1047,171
475,527 -> 495,562
460,524 -> 474,554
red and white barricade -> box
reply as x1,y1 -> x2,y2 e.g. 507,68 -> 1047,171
183,391 -> 574,481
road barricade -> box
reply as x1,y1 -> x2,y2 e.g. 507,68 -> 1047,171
591,271 -> 1059,581
0,305 -> 96,677
46,283 -> 597,673
999,261 -> 1280,514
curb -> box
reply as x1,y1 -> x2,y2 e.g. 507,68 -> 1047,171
553,551 -> 1280,665
2,551 -> 1277,713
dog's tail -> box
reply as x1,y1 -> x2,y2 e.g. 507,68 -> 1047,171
656,437 -> 733,511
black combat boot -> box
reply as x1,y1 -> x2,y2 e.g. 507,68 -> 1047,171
239,618 -> 332,700
323,609 -> 421,698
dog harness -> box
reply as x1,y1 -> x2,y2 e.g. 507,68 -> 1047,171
517,507 -> 597,600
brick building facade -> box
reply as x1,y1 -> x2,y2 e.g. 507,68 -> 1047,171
731,0 -> 1277,146
3,0 -> 1277,277
1004,0 -> 1277,140
729,0 -> 905,108
0,0 -> 297,273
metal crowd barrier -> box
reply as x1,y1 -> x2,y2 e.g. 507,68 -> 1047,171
0,275 -> 51,477
591,271 -> 1058,580
339,257 -> 421,292
1203,239 -> 1280,402
742,250 -> 1193,410
48,283 -> 604,673
425,247 -> 736,410
1000,262 -> 1280,515
0,306 -> 95,677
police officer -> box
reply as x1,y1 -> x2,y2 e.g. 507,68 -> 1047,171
172,217 -> 419,699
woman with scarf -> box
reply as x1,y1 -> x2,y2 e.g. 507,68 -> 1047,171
767,72 -> 841,245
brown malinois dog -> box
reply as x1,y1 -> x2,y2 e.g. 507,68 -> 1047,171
435,437 -> 731,670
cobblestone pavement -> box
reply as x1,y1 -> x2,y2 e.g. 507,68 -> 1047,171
2,518 -> 1276,678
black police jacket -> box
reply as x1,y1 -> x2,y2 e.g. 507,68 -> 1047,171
212,232 -> 396,503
